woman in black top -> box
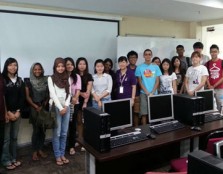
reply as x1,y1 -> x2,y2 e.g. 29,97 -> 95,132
1,58 -> 25,170
76,57 -> 93,149
25,63 -> 48,161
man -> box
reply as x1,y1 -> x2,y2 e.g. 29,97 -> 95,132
193,42 -> 210,65
135,49 -> 162,125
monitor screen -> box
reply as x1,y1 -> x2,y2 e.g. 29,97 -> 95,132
102,98 -> 132,131
148,94 -> 174,123
195,89 -> 214,113
188,150 -> 223,174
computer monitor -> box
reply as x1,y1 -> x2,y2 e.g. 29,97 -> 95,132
214,140 -> 223,159
188,150 -> 223,174
148,94 -> 174,123
102,98 -> 132,131
195,89 -> 214,114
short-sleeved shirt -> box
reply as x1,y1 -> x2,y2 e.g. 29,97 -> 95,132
70,74 -> 81,103
160,73 -> 177,94
205,59 -> 223,89
135,63 -> 162,94
186,65 -> 209,91
79,73 -> 93,107
127,65 -> 140,96
115,69 -> 137,99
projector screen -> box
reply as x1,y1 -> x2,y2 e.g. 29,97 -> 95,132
0,11 -> 119,77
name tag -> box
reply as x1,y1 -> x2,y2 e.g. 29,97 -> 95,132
119,86 -> 124,93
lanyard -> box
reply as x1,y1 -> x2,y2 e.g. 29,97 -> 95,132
119,73 -> 126,87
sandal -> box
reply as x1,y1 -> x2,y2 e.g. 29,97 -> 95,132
61,157 -> 69,164
38,150 -> 48,158
32,152 -> 39,161
56,158 -> 63,166
69,148 -> 76,156
13,161 -> 21,167
5,164 -> 16,170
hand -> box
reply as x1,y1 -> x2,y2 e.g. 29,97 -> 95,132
82,102 -> 87,110
14,111 -> 21,118
149,93 -> 153,97
7,111 -> 16,121
60,106 -> 67,116
94,95 -> 100,102
209,85 -> 214,89
98,101 -> 102,108
72,97 -> 77,105
188,90 -> 194,96
36,106 -> 42,112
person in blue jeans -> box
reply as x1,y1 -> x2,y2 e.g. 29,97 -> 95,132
92,59 -> 112,110
1,58 -> 25,170
48,58 -> 71,166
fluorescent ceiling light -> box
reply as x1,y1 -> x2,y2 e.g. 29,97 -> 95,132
175,0 -> 223,9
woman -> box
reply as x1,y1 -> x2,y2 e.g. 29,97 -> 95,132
48,57 -> 71,166
76,57 -> 93,151
25,63 -> 48,161
92,59 -> 112,109
64,57 -> 81,155
1,57 -> 25,170
104,58 -> 116,100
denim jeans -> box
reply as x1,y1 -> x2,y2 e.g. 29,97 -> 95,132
1,117 -> 21,166
52,106 -> 70,159
0,121 -> 4,162
214,89 -> 223,111
92,97 -> 111,110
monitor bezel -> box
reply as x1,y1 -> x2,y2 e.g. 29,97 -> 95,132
214,140 -> 223,159
195,89 -> 215,114
102,98 -> 132,131
148,94 -> 174,123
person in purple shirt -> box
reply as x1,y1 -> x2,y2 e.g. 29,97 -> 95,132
115,56 -> 136,105
127,50 -> 140,126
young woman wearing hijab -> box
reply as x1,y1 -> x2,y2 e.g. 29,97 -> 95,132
25,63 -> 48,161
48,58 -> 71,166
1,57 -> 25,170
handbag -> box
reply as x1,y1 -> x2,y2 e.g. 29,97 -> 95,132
37,105 -> 57,129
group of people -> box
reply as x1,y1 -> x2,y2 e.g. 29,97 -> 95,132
0,41 -> 222,170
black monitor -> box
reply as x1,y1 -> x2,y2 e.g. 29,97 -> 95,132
188,150 -> 223,174
195,89 -> 214,114
148,94 -> 174,123
102,98 -> 132,131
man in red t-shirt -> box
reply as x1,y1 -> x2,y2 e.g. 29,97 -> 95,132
206,44 -> 223,111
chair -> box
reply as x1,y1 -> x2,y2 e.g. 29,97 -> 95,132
170,130 -> 223,172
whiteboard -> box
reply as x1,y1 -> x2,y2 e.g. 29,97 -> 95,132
0,12 -> 118,77
117,36 -> 197,66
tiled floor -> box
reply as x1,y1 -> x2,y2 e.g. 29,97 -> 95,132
0,143 -> 85,174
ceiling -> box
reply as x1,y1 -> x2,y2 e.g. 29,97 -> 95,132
0,0 -> 223,22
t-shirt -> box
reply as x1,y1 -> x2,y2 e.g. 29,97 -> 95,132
201,54 -> 210,65
175,72 -> 184,92
205,59 -> 223,89
127,65 -> 140,96
186,65 -> 209,91
159,72 -> 177,94
135,63 -> 162,94
115,69 -> 137,99
70,74 -> 81,103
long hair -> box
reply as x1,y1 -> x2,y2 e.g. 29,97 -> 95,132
64,57 -> 77,85
76,57 -> 89,84
160,58 -> 173,75
2,57 -> 18,79
171,56 -> 186,79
